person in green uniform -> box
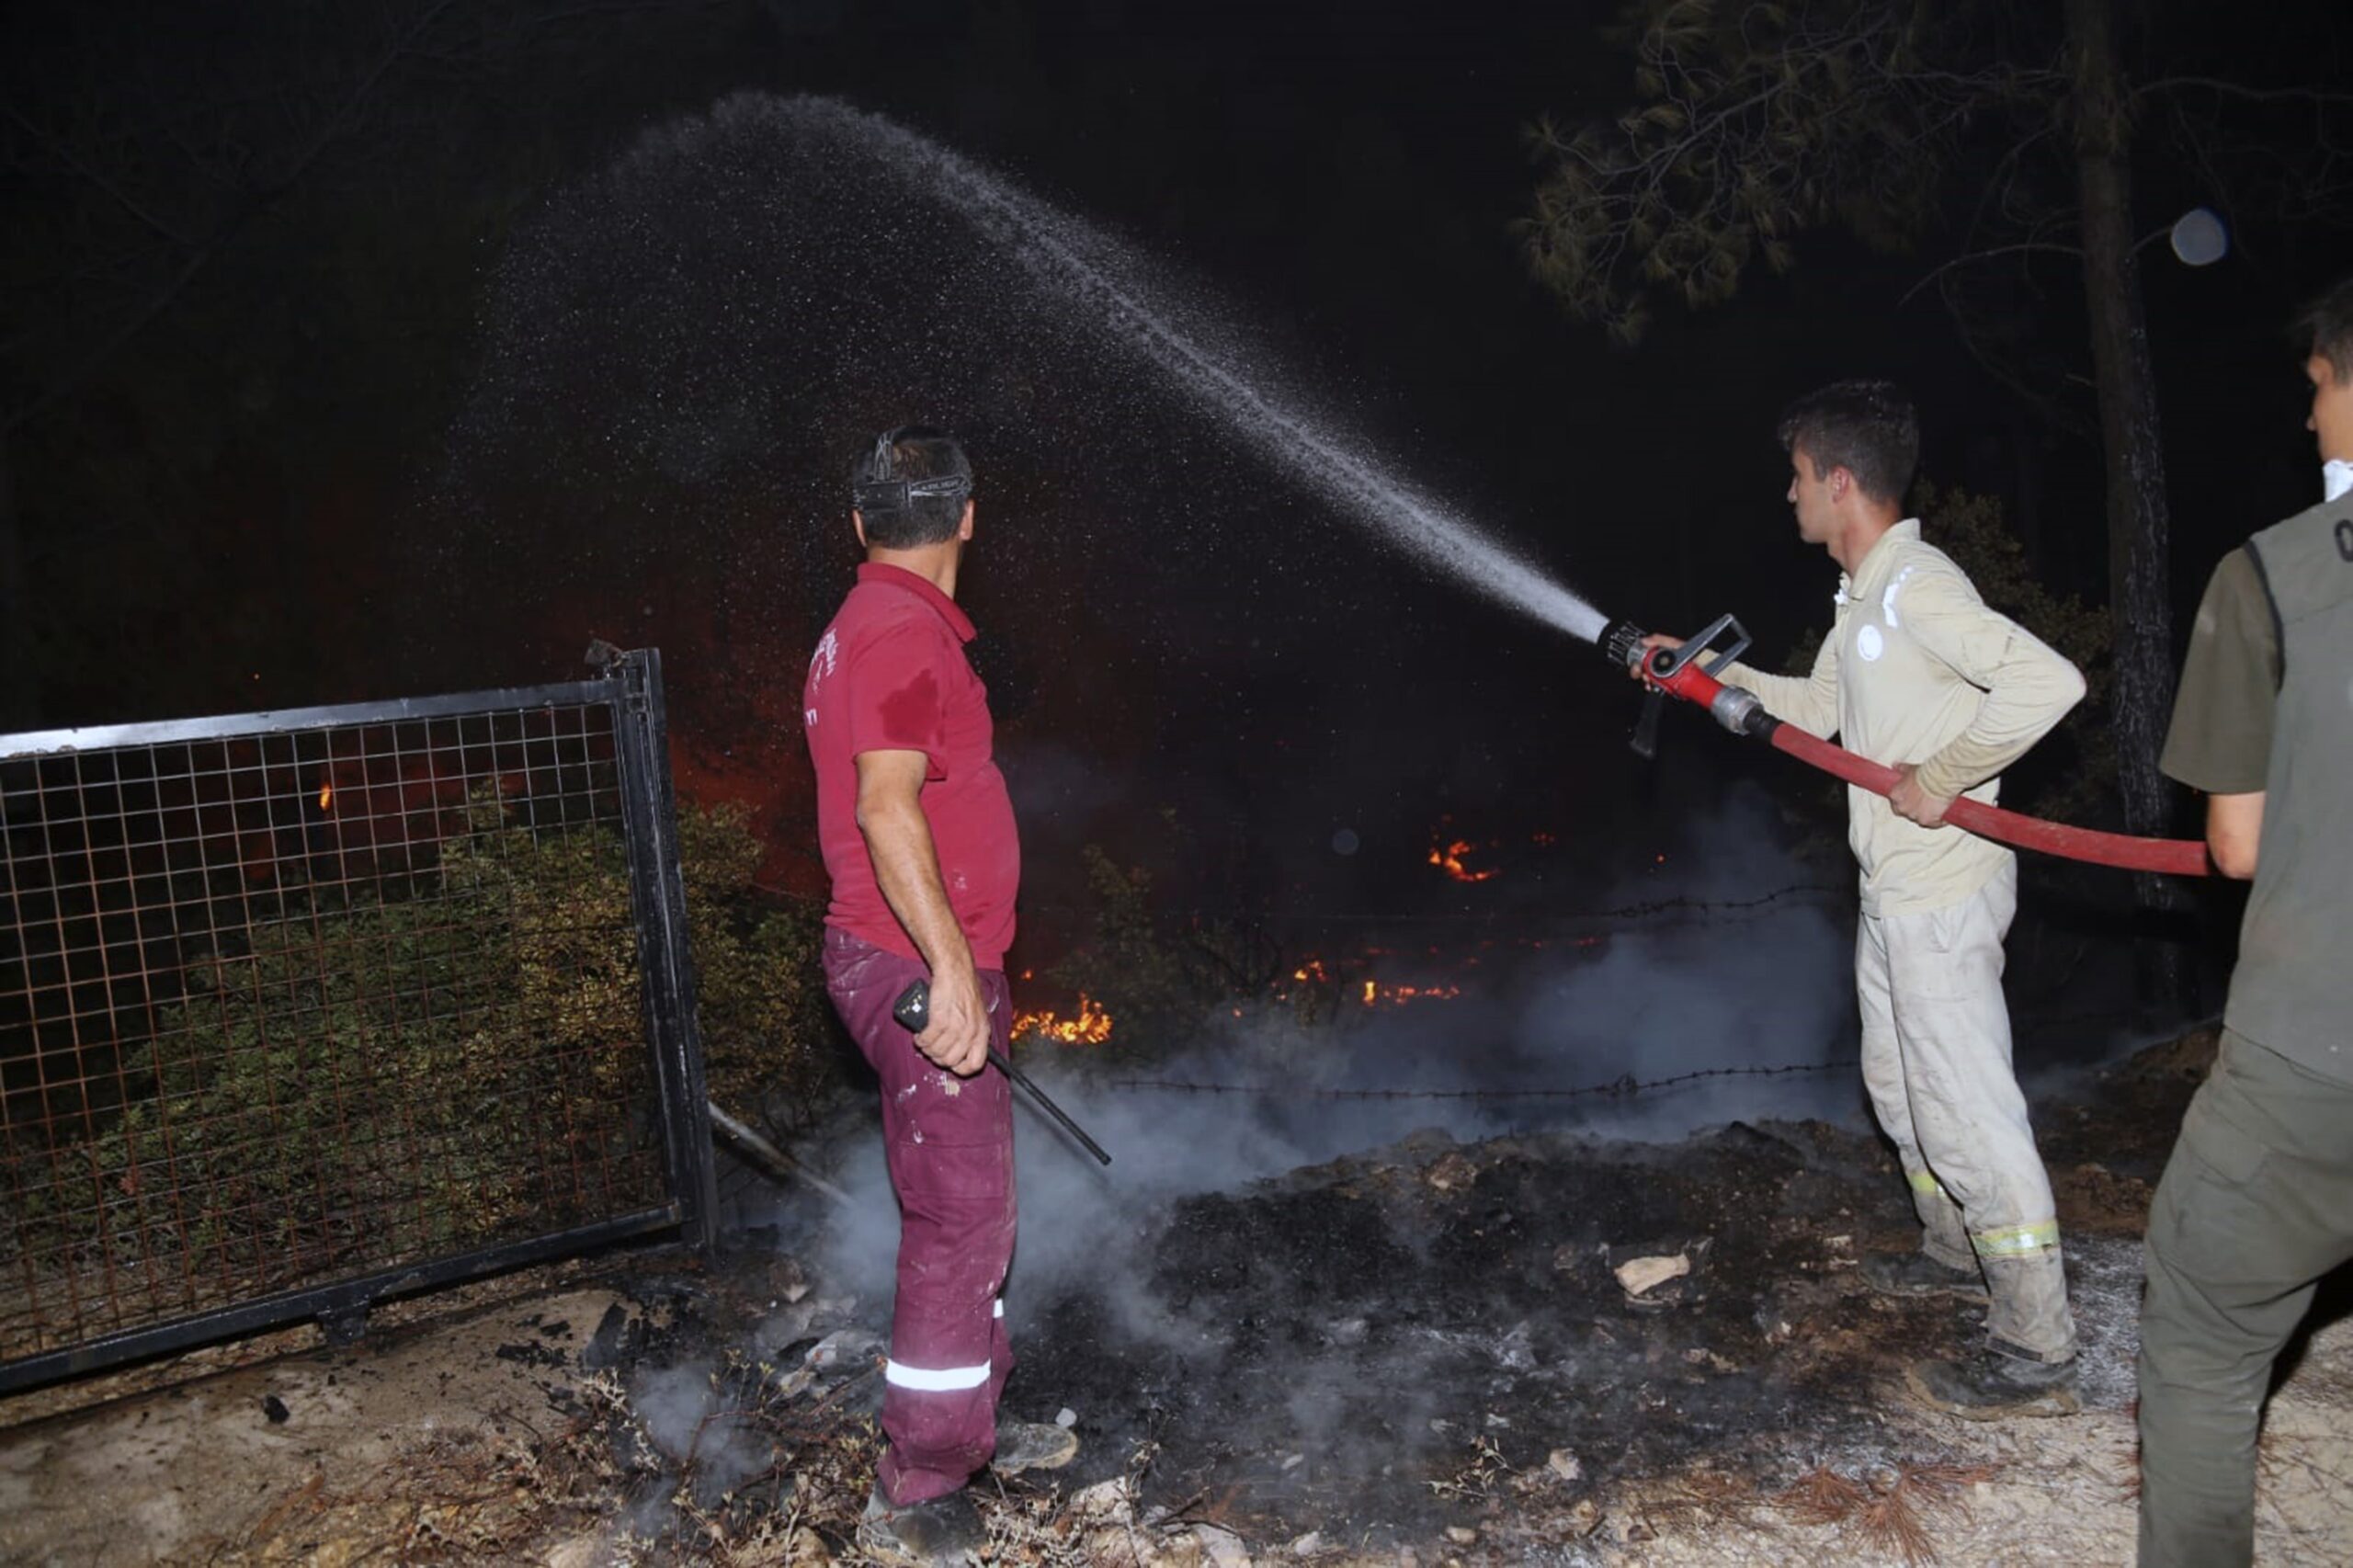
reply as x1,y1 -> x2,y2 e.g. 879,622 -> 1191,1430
2137,274 -> 2353,1567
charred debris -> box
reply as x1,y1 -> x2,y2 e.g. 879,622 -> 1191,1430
477,1033 -> 2200,1562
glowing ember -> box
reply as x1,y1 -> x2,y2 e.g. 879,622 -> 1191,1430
1360,980 -> 1463,1007
1271,951 -> 1466,1013
1428,838 -> 1499,883
1013,994 -> 1113,1046
318,779 -> 335,812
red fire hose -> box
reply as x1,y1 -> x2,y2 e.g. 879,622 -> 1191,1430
1764,721 -> 2208,877
1602,615 -> 2211,880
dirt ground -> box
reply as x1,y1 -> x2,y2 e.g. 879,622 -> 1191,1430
4,1027 -> 2350,1566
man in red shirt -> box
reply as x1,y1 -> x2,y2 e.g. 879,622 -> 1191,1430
804,426 -> 1060,1560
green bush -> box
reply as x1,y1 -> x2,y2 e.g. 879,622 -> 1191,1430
8,798 -> 832,1282
1029,835 -> 1307,1062
672,803 -> 833,1132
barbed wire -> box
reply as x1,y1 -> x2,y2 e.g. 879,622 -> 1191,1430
1014,882 -> 1848,927
1097,1059 -> 1848,1103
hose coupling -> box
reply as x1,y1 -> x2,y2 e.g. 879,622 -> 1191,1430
1709,685 -> 1773,737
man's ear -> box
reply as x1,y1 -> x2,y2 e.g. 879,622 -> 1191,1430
958,498 -> 975,541
853,510 -> 869,549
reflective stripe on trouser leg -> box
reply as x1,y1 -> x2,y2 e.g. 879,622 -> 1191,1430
872,1295 -> 1003,1389
824,932 -> 1018,1507
1971,1220 -> 2060,1256
1878,862 -> 2075,1359
1857,906 -> 1972,1270
886,1358 -> 993,1392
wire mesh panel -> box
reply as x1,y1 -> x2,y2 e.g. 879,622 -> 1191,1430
0,655 -> 710,1391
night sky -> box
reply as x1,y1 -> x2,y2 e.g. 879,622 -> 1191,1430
6,0 -> 2350,950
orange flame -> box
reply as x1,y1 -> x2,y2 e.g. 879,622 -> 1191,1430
1013,994 -> 1113,1046
1427,838 -> 1499,883
318,779 -> 335,812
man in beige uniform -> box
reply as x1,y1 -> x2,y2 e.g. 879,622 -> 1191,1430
1653,381 -> 2086,1415
2136,278 -> 2353,1567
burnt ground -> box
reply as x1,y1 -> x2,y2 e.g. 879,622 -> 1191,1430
7,1026 -> 2353,1564
1026,1118 -> 1928,1540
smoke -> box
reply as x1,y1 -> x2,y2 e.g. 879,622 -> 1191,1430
997,740 -> 1129,846
625,1360 -> 772,1507
792,788 -> 1865,1342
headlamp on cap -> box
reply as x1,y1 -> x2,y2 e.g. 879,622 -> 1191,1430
852,426 -> 972,516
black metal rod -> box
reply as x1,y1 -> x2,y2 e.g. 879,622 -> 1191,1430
709,1100 -> 858,1210
0,1206 -> 682,1396
892,981 -> 1113,1166
988,1047 -> 1113,1166
612,648 -> 721,1253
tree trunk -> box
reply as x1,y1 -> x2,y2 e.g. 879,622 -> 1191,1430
2068,0 -> 2184,1005
0,439 -> 40,733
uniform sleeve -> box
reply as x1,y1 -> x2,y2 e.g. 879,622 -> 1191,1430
1719,631 -> 1840,741
1902,563 -> 2087,801
2159,549 -> 2279,795
842,620 -> 952,780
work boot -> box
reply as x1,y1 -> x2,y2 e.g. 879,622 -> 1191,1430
1904,1340 -> 2079,1420
992,1420 -> 1079,1477
1862,1249 -> 1990,1302
858,1483 -> 984,1566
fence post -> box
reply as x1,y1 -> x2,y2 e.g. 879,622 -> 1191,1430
611,648 -> 719,1254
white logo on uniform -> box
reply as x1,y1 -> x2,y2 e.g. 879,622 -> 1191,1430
806,631 -> 839,728
1881,566 -> 1914,628
1856,623 -> 1885,662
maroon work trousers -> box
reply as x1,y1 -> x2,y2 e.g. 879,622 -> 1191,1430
823,928 -> 1017,1506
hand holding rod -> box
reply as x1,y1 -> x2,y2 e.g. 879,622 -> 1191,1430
892,980 -> 1113,1166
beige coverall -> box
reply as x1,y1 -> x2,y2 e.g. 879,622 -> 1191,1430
1722,519 -> 2086,1360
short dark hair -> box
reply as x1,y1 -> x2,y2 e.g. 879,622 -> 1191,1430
850,426 -> 972,549
1776,381 -> 1919,505
2296,277 -> 2353,381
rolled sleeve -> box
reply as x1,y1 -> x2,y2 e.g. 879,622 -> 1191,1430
1904,564 -> 2086,801
2159,549 -> 2279,796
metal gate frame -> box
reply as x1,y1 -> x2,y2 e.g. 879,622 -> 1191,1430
0,649 -> 716,1394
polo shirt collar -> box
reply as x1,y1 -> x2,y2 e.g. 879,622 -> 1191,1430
858,562 -> 975,643
1840,517 -> 1919,597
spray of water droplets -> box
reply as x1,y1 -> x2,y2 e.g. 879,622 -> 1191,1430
780,97 -> 1608,642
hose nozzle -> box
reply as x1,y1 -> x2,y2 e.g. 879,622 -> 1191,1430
1601,611 -> 1765,759
1599,618 -> 1649,674
1597,619 -> 1664,758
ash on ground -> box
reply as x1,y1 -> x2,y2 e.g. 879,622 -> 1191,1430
11,1027 -> 2353,1565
